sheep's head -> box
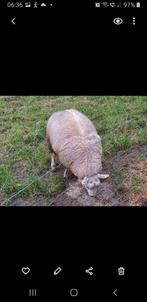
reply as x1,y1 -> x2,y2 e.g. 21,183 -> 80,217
80,173 -> 109,197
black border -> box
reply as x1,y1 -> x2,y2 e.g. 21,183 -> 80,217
1,0 -> 146,95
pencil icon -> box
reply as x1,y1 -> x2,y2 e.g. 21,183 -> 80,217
53,267 -> 62,275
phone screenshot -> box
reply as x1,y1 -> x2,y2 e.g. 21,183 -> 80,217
0,0 -> 146,300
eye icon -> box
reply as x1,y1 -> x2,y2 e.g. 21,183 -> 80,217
113,17 -> 123,25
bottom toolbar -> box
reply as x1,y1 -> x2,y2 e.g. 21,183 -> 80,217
0,262 -> 146,299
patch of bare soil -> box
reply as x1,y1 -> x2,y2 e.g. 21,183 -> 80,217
106,144 -> 147,171
11,160 -> 31,182
7,144 -> 147,206
42,97 -> 71,108
10,196 -> 50,206
50,180 -> 121,207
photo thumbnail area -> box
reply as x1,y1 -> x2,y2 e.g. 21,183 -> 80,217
0,96 -> 147,207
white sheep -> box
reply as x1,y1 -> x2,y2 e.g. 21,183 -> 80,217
46,109 -> 109,197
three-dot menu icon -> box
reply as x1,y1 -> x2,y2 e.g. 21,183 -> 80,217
133,17 -> 135,25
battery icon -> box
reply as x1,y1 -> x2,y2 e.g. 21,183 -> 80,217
136,2 -> 140,7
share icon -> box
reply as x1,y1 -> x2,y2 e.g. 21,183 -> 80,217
85,266 -> 94,275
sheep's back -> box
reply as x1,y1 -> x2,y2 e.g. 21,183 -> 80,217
47,109 -> 97,153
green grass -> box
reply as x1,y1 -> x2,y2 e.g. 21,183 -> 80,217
0,96 -> 147,203
111,169 -> 126,185
125,174 -> 143,194
132,153 -> 147,163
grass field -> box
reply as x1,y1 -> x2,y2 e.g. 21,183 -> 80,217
0,96 -> 147,206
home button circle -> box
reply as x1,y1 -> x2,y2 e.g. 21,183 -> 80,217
70,288 -> 78,297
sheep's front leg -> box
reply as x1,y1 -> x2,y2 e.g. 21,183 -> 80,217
64,168 -> 68,179
51,152 -> 58,171
64,168 -> 72,179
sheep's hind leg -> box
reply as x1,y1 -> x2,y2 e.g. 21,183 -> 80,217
51,153 -> 59,171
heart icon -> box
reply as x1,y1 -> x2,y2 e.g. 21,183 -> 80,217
21,267 -> 30,275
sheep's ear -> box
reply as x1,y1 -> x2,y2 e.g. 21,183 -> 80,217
80,177 -> 88,185
97,173 -> 109,179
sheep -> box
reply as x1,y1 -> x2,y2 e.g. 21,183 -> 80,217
46,109 -> 109,197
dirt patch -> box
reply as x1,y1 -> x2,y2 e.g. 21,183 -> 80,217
106,144 -> 147,171
11,160 -> 31,182
42,97 -> 70,108
50,181 -> 125,207
9,195 -> 50,206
